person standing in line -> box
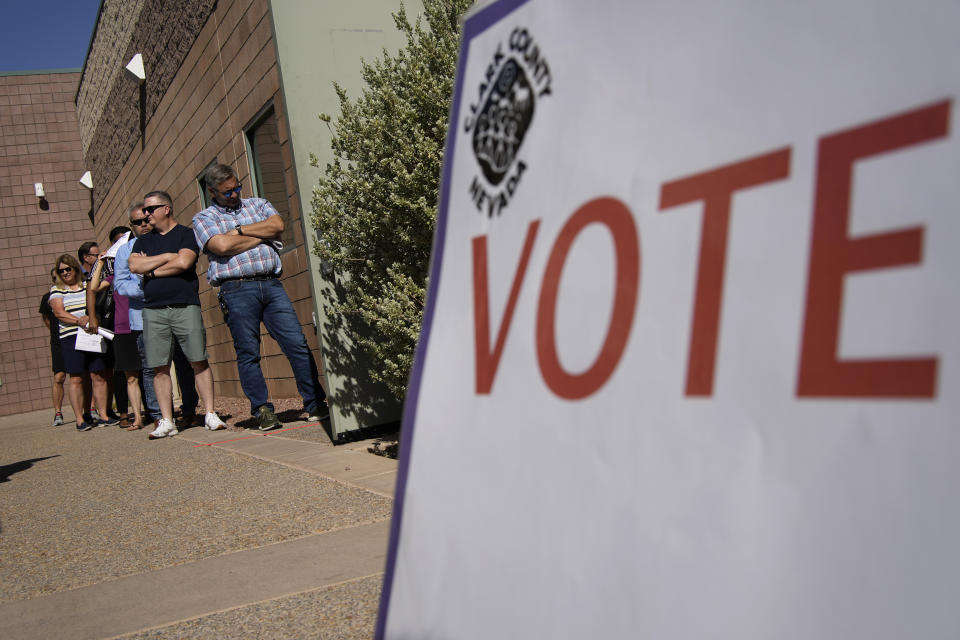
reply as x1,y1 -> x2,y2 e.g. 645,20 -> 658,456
193,163 -> 329,431
76,241 -> 102,421
39,268 -> 67,426
129,190 -> 227,439
47,254 -> 110,432
113,202 -> 158,429
89,222 -> 142,429
78,241 -> 100,280
78,239 -> 124,425
106,225 -> 132,424
86,226 -> 132,424
115,204 -> 201,430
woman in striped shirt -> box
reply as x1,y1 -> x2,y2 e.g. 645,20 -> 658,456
48,254 -> 109,432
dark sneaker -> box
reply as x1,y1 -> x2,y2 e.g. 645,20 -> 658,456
98,416 -> 120,426
53,412 -> 64,426
176,413 -> 202,428
306,402 -> 330,422
257,405 -> 281,431
76,421 -> 93,432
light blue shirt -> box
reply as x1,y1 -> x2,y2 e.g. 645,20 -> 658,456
113,237 -> 145,331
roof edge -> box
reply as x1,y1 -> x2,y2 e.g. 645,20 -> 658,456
0,68 -> 83,77
74,0 -> 107,104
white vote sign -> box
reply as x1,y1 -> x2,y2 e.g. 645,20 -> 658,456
378,0 -> 960,638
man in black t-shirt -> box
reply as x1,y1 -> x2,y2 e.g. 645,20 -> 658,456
129,190 -> 226,439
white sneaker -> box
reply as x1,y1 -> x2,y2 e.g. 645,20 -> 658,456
204,412 -> 227,431
148,418 -> 179,440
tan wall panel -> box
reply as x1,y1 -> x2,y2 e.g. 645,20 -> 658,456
269,0 -> 426,434
265,377 -> 298,399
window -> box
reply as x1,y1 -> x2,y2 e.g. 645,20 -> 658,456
245,103 -> 294,250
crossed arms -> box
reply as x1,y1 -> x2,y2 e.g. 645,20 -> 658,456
128,248 -> 198,277
203,215 -> 283,257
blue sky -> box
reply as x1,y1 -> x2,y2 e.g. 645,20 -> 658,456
0,0 -> 101,72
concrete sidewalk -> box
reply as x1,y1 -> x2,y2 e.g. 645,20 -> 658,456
0,407 -> 398,639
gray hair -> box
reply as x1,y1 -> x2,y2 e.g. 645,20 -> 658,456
203,163 -> 237,191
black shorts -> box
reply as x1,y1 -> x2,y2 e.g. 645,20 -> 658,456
50,339 -> 65,374
103,342 -> 115,370
60,334 -> 107,375
113,331 -> 142,372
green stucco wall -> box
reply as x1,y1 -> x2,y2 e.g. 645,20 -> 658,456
269,0 -> 425,438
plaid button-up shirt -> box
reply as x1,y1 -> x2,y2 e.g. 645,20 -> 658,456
193,197 -> 283,286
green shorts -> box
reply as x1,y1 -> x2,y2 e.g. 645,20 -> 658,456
143,304 -> 209,369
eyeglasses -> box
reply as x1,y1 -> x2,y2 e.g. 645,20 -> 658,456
58,267 -> 74,274
142,203 -> 168,215
219,183 -> 242,197
130,217 -> 149,226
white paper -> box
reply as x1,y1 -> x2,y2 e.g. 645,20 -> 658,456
74,330 -> 105,353
103,232 -> 130,259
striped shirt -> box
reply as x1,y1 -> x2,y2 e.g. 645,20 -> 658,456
48,283 -> 87,338
192,197 -> 282,286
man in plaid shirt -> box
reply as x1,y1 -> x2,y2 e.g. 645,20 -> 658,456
193,163 -> 328,431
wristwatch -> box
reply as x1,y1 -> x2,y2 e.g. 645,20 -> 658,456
235,223 -> 244,235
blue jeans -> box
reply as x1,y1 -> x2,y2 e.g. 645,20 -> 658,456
136,330 -> 197,421
220,278 -> 326,416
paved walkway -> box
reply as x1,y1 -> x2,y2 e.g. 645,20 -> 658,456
0,408 -> 397,639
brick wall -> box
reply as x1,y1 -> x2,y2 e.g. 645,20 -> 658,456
0,71 -> 96,417
76,0 -> 216,214
75,0 -> 146,156
77,0 -> 324,405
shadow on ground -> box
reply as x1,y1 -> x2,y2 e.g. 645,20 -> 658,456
0,455 -> 60,483
367,433 -> 400,459
233,410 -> 332,439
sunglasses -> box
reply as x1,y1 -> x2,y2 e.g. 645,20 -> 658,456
219,183 -> 242,197
142,203 -> 168,215
130,217 -> 149,226
58,267 -> 74,274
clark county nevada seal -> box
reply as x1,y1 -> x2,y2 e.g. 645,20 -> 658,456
464,26 -> 553,218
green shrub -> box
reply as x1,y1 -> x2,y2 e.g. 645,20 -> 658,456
311,0 -> 473,400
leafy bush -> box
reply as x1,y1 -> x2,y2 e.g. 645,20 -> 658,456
311,0 -> 473,400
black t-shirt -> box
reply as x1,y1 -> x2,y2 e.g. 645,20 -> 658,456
39,292 -> 59,344
131,224 -> 201,308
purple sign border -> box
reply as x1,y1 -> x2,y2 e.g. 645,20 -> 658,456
374,0 -> 532,636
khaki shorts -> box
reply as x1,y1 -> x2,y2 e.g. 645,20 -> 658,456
143,304 -> 208,369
